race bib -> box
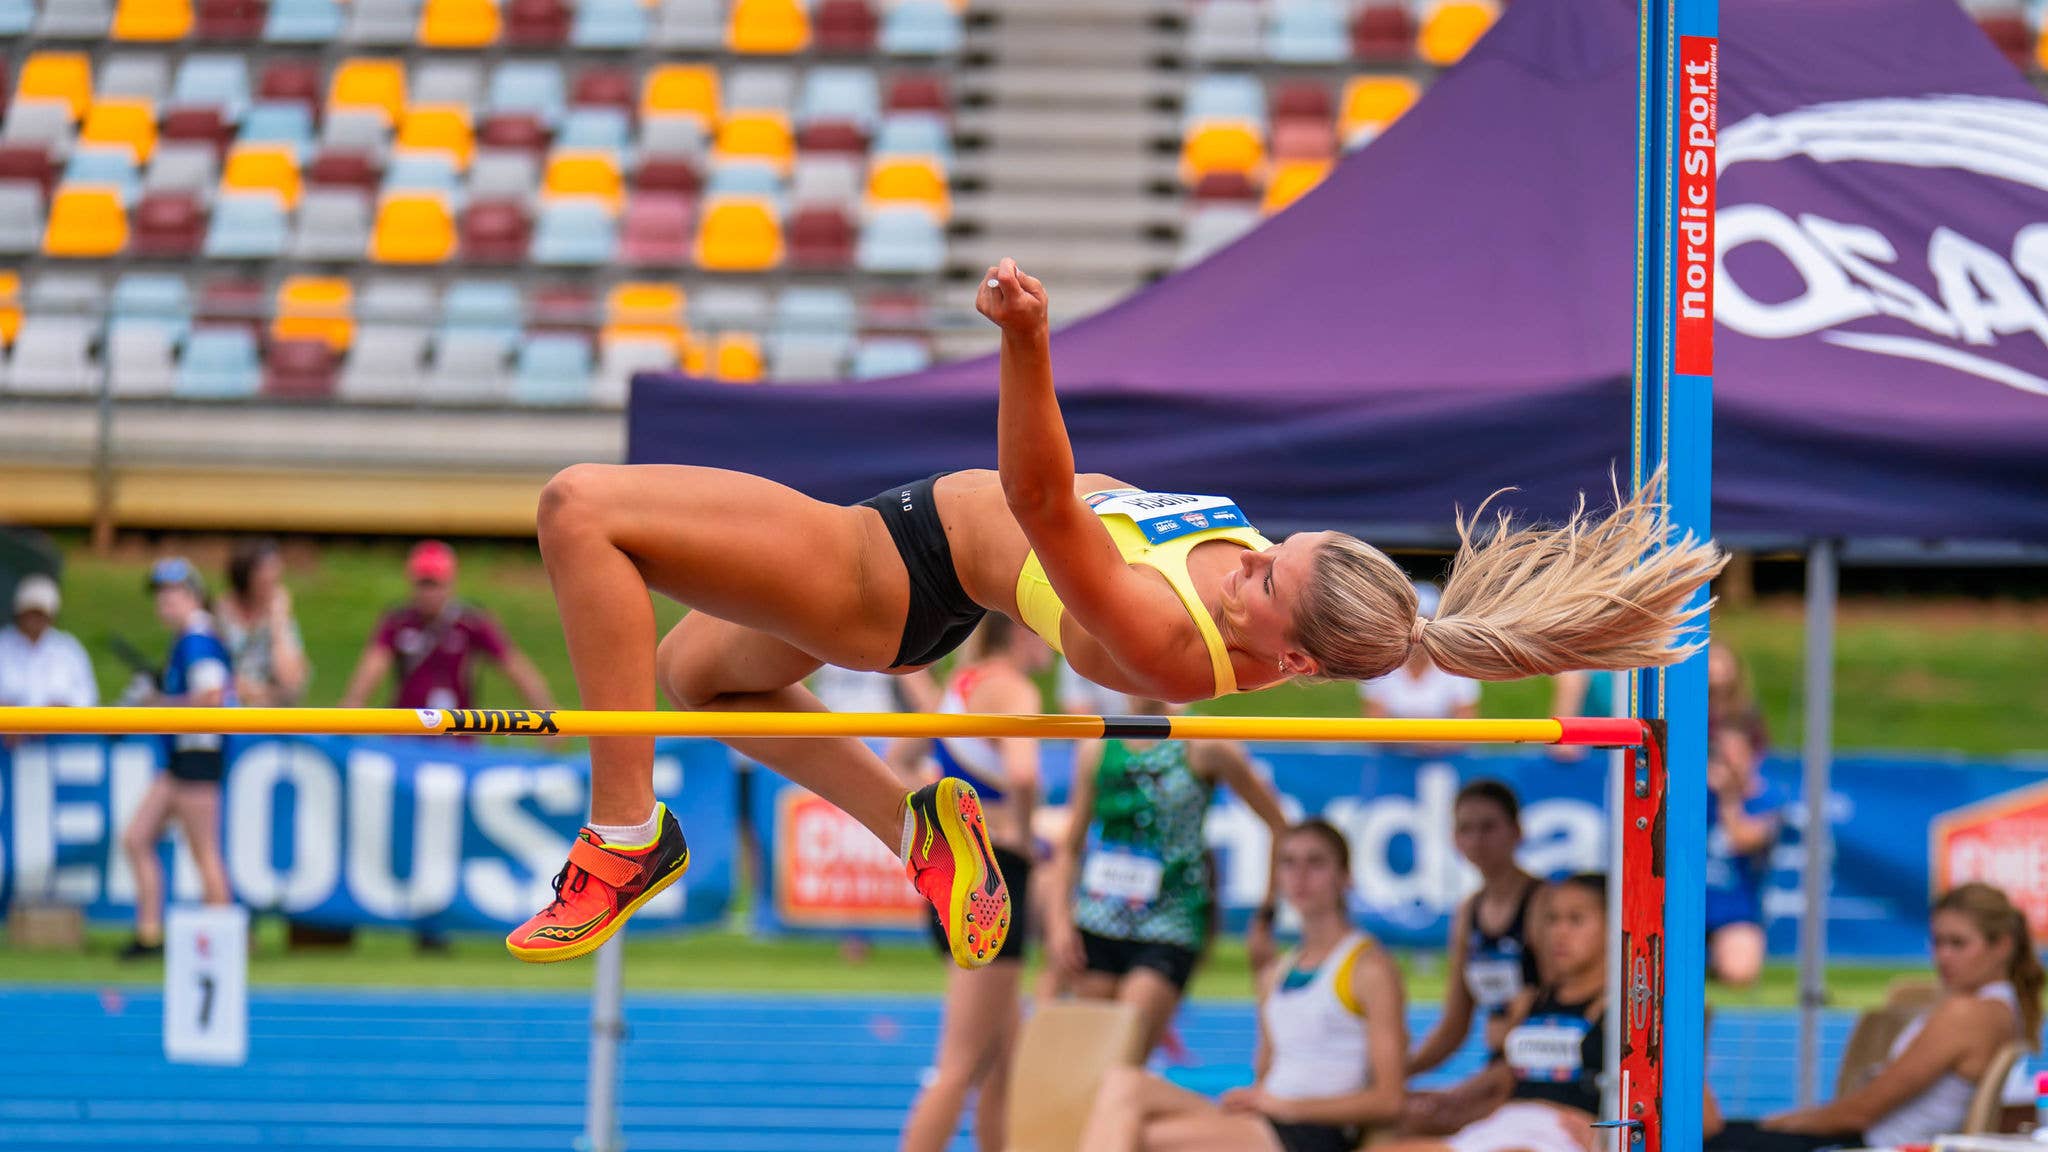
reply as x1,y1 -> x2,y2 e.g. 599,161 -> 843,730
1505,1015 -> 1592,1083
1081,848 -> 1165,904
1466,955 -> 1525,1008
1085,491 -> 1253,546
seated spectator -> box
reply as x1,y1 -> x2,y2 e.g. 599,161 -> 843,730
216,539 -> 310,706
1076,821 -> 1408,1152
1706,882 -> 2043,1150
1385,874 -> 1610,1152
339,540 -> 553,715
1359,581 -> 1478,755
0,574 -> 98,712
1706,641 -> 1785,988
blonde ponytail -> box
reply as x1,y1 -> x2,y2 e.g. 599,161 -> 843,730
1292,470 -> 1726,683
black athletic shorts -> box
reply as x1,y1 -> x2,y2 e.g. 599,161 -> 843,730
166,748 -> 225,783
857,473 -> 987,669
928,844 -> 1032,964
1079,929 -> 1202,992
1269,1121 -> 1364,1152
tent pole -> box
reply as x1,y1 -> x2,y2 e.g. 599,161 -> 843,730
583,934 -> 626,1152
1796,539 -> 1838,1107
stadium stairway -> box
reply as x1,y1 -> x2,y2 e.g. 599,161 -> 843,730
0,984 -> 1858,1152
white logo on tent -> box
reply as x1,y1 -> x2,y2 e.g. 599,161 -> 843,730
1715,94 -> 2048,398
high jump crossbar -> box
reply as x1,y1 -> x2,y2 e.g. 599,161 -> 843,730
0,706 -> 1651,746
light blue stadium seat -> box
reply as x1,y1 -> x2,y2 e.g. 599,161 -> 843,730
171,55 -> 252,122
36,0 -> 110,37
880,0 -> 961,55
383,153 -> 463,197
1189,0 -> 1262,63
798,68 -> 881,133
442,280 -> 523,335
724,67 -> 797,116
176,328 -> 262,399
775,286 -> 857,338
870,114 -> 953,165
427,328 -> 514,403
705,160 -> 785,201
202,192 -> 290,259
653,0 -> 724,50
1266,0 -> 1350,63
112,273 -> 191,339
0,185 -> 46,254
556,108 -> 632,154
514,334 -> 594,405
851,337 -> 930,379
767,332 -> 853,383
572,0 -> 648,48
63,148 -> 142,206
531,200 -> 618,266
1184,74 -> 1267,131
344,0 -> 418,45
265,0 -> 346,42
0,0 -> 34,36
855,205 -> 946,273
239,102 -> 316,151
488,61 -> 567,128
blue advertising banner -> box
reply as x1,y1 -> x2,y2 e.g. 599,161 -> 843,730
0,735 -> 733,932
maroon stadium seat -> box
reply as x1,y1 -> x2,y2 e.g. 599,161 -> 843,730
1273,119 -> 1336,161
131,192 -> 209,258
885,75 -> 950,116
459,199 -> 535,263
530,284 -> 597,335
258,59 -> 324,115
198,278 -> 268,336
796,121 -> 868,156
571,68 -> 638,115
620,192 -> 694,265
1272,82 -> 1334,125
861,290 -> 929,336
504,0 -> 571,46
197,0 -> 268,39
1975,13 -> 2032,70
264,338 -> 339,400
788,205 -> 855,270
633,156 -> 703,197
0,146 -> 55,199
478,113 -> 552,156
161,108 -> 235,155
1192,171 -> 1260,203
306,149 -> 383,191
1351,2 -> 1416,61
814,0 -> 877,53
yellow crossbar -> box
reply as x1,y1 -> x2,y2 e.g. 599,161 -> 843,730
0,706 -> 1646,745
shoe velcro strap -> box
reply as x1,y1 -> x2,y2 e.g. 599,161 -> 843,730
569,837 -> 642,889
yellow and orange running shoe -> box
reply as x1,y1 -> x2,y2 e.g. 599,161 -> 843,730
905,777 -> 1010,969
506,805 -> 690,963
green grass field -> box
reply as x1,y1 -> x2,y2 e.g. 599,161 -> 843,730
46,536 -> 2047,756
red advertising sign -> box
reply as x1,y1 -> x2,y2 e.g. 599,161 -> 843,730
1931,780 -> 2048,940
1674,34 -> 1718,376
772,786 -> 928,930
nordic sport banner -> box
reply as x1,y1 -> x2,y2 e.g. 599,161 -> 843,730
746,743 -> 2048,960
0,735 -> 733,931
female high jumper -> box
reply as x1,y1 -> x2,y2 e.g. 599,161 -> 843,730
505,258 -> 1726,969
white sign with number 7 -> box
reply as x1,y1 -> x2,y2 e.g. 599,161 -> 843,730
164,905 -> 249,1067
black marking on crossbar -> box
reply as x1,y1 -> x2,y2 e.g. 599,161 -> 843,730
1102,716 -> 1173,740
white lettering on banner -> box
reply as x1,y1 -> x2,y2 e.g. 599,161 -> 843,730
464,764 -> 580,924
106,743 -> 159,905
226,742 -> 341,911
1715,94 -> 2048,398
345,749 -> 464,919
8,742 -> 52,901
1203,790 -> 1304,907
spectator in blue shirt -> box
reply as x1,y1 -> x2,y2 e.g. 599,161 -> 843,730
118,558 -> 237,960
1704,642 -> 1784,988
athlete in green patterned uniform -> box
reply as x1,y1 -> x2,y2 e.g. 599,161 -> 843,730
1045,698 -> 1291,1056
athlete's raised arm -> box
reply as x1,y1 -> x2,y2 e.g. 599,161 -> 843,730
976,260 -> 1200,698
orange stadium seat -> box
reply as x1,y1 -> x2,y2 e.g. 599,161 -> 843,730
419,0 -> 503,47
272,276 -> 355,352
79,99 -> 157,162
603,282 -> 689,355
371,194 -> 458,263
222,145 -> 302,207
1418,0 -> 1499,67
18,53 -> 93,120
1340,75 -> 1419,144
1262,158 -> 1330,214
713,113 -> 796,175
728,0 -> 811,54
712,331 -> 764,382
694,198 -> 783,271
865,158 -> 950,218
329,59 -> 408,125
398,105 -> 475,169
543,151 -> 624,210
1180,122 -> 1265,185
642,65 -> 720,129
0,271 -> 21,347
113,0 -> 194,40
43,187 -> 129,257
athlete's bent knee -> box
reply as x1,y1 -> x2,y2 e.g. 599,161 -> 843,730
537,463 -> 616,541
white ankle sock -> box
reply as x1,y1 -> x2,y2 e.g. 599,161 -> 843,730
898,800 -> 917,863
589,804 -> 662,847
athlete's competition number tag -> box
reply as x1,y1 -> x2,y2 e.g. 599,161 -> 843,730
1085,491 -> 1253,547
1465,955 -> 1526,1008
1082,847 -> 1165,905
1503,1015 -> 1593,1083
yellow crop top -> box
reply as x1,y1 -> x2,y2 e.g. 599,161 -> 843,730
1014,489 -> 1272,696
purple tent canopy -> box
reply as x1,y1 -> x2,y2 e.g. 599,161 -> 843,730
631,0 -> 2048,543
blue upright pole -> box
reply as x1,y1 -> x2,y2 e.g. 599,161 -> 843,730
1633,1 -> 1716,1150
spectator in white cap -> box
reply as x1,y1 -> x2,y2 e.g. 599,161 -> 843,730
0,573 -> 99,714
1358,581 -> 1480,754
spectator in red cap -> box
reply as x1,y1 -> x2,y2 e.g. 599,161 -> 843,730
338,541 -> 554,716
